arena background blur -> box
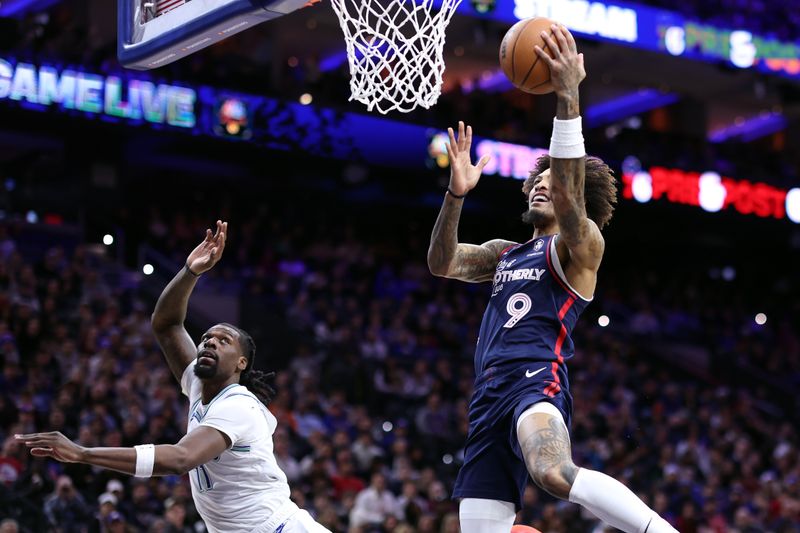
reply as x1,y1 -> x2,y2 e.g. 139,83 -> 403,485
0,0 -> 799,531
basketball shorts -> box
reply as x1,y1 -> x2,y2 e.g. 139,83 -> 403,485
452,364 -> 573,510
275,510 -> 331,533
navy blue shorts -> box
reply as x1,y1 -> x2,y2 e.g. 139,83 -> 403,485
452,364 -> 572,510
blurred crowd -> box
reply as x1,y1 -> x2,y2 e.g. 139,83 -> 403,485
0,204 -> 798,533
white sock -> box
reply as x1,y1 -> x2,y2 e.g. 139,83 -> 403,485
459,498 -> 516,533
568,469 -> 678,533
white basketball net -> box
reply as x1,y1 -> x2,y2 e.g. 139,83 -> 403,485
330,0 -> 463,114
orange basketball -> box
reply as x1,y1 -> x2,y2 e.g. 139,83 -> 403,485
499,17 -> 559,94
511,526 -> 543,533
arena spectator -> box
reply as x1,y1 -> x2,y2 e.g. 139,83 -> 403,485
0,519 -> 19,533
349,473 -> 403,529
160,498 -> 193,533
43,475 -> 91,532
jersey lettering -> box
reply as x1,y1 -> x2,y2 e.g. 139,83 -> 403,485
493,267 -> 546,285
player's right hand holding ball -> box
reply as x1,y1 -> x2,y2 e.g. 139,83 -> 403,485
534,24 -> 585,98
446,121 -> 491,197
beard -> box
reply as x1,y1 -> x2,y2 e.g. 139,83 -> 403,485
194,361 -> 218,379
193,352 -> 219,379
521,207 -> 551,226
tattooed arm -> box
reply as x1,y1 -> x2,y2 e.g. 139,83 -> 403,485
536,25 -> 604,274
427,121 -> 516,282
549,92 -> 604,270
428,192 -> 515,282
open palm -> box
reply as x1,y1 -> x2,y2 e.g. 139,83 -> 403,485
16,432 -> 85,463
446,121 -> 491,196
186,220 -> 228,275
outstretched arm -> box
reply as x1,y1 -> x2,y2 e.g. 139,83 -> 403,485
427,121 -> 515,282
16,427 -> 229,477
428,203 -> 514,283
535,25 -> 604,271
151,220 -> 228,382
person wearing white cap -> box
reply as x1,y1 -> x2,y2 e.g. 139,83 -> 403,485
98,492 -> 117,508
106,479 -> 124,496
97,492 -> 118,518
89,491 -> 118,533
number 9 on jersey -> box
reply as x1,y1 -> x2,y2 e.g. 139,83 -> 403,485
503,293 -> 533,328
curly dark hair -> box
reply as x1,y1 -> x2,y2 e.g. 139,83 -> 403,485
219,322 -> 276,406
522,155 -> 618,229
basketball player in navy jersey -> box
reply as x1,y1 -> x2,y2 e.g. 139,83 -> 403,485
428,25 -> 677,533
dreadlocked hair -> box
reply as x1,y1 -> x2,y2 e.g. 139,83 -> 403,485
522,155 -> 618,229
219,322 -> 277,406
239,369 -> 277,406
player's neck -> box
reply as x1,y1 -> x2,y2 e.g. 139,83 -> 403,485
532,222 -> 559,239
201,375 -> 240,404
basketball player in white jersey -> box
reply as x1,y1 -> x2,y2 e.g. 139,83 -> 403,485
16,221 -> 329,533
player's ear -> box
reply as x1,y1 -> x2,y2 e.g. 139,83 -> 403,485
238,356 -> 248,372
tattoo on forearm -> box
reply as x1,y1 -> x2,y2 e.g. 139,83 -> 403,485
428,195 -> 463,275
556,92 -> 580,120
521,417 -> 578,499
556,194 -> 586,245
551,156 -> 587,249
428,196 -> 511,281
451,247 -> 495,282
552,91 -> 587,247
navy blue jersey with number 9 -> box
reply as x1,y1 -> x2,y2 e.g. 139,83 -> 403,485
474,234 -> 591,397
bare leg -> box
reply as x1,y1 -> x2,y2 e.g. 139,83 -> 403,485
517,410 -> 577,499
516,402 -> 678,533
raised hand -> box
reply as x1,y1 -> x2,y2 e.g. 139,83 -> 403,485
186,220 -> 228,275
534,24 -> 585,98
15,432 -> 85,463
446,121 -> 491,197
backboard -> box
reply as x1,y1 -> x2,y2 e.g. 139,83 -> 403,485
118,0 -> 316,70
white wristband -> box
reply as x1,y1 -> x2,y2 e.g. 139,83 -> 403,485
549,116 -> 586,159
134,444 -> 155,478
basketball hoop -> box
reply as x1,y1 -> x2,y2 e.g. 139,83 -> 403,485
330,0 -> 463,114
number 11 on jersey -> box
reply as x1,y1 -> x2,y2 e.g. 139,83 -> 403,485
194,464 -> 214,492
